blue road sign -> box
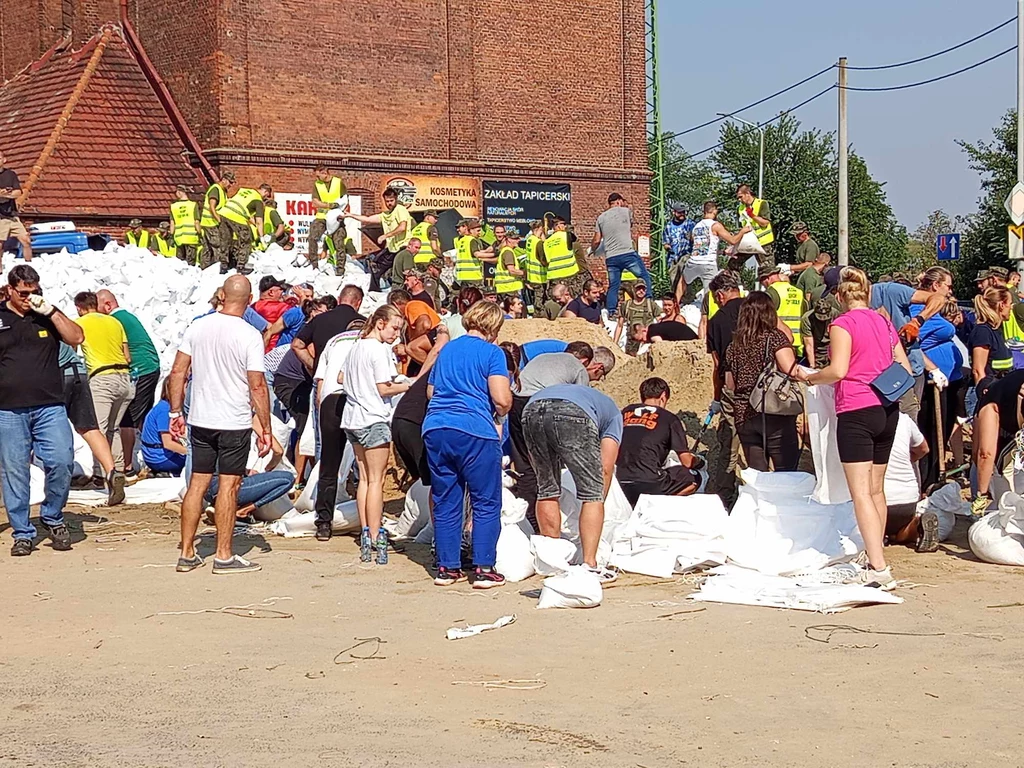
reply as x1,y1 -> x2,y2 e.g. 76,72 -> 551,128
936,233 -> 960,261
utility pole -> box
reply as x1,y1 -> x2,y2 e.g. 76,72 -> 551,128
1018,0 -> 1023,186
837,56 -> 849,267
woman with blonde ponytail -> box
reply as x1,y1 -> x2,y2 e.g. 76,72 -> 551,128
969,286 -> 1013,400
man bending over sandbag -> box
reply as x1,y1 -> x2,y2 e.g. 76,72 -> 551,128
524,383 -> 621,582
616,377 -> 705,507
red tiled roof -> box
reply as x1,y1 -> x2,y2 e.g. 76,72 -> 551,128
0,26 -> 206,221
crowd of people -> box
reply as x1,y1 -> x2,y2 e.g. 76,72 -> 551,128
5,165 -> 1024,593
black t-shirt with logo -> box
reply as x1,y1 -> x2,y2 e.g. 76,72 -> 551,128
647,320 -> 696,342
0,302 -> 64,409
706,297 -> 743,382
616,404 -> 690,483
294,304 -> 364,372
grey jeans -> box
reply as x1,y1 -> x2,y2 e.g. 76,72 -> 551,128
523,398 -> 603,502
89,372 -> 135,474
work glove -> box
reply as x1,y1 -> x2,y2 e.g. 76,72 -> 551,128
898,319 -> 921,345
708,400 -> 722,416
928,369 -> 949,391
27,293 -> 56,317
745,206 -> 754,219
779,263 -> 792,276
260,234 -> 272,245
331,202 -> 341,210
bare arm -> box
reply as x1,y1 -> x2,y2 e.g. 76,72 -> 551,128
52,311 -> 84,346
909,289 -> 947,322
600,437 -> 619,499
910,438 -> 930,463
488,374 -> 513,417
613,316 -> 625,345
591,227 -> 603,252
160,432 -> 188,456
376,379 -> 412,397
806,326 -> 851,385
167,351 -> 191,439
349,213 -> 383,225
972,346 -> 990,386
291,337 -> 315,371
265,316 -> 286,338
711,351 -> 722,401
247,370 -> 273,450
714,222 -> 747,246
122,342 -> 132,365
774,345 -> 798,376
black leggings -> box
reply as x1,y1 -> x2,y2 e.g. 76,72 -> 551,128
508,395 -> 538,531
737,413 -> 800,472
315,393 -> 348,525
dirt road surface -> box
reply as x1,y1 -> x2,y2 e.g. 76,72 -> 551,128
1,506 -> 1022,768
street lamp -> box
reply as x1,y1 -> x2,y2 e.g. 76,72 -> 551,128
718,113 -> 764,200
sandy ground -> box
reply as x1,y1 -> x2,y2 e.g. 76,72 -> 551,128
2,502 -> 1023,768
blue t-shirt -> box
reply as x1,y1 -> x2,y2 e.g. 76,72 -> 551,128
912,303 -> 961,381
140,400 -> 185,469
423,335 -> 508,440
521,339 -> 568,364
199,306 -> 268,333
870,282 -> 923,376
663,219 -> 694,263
529,384 -> 623,443
274,306 -> 306,347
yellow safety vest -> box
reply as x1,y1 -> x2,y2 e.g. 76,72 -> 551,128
455,235 -> 483,283
170,200 -> 200,246
544,230 -> 578,281
126,230 -> 150,249
768,281 -> 804,355
738,197 -> 774,246
707,288 -> 747,320
524,234 -> 546,285
495,246 -> 523,294
200,183 -> 226,228
1004,311 -> 1024,343
314,177 -> 343,220
251,222 -> 264,251
409,221 -> 436,263
154,233 -> 175,257
217,187 -> 262,226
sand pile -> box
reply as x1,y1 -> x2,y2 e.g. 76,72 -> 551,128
498,318 -> 630,361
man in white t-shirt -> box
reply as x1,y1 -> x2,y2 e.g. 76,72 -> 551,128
169,275 -> 272,574
883,412 -> 938,552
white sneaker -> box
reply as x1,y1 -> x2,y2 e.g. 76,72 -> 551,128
847,566 -> 896,591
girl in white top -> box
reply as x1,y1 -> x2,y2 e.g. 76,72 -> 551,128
340,305 -> 411,563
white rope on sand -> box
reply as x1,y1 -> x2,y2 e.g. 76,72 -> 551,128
144,596 -> 294,620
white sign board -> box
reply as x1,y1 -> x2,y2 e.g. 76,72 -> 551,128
1005,181 -> 1024,226
273,193 -> 362,254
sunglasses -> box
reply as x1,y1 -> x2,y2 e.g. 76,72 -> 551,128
12,288 -> 39,299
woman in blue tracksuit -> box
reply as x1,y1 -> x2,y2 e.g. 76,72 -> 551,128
422,300 -> 513,589
914,298 -> 962,489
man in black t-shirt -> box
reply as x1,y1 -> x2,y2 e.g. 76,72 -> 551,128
0,265 -> 85,556
616,377 -> 703,506
632,319 -> 697,344
0,151 -> 31,266
704,270 -> 744,502
291,284 -> 365,374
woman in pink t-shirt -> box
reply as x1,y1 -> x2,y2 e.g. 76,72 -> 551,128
800,268 -> 912,589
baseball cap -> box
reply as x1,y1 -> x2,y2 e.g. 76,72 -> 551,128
505,228 -> 521,239
670,203 -> 686,214
220,170 -> 236,183
813,296 -> 838,322
427,257 -> 444,271
823,266 -> 842,292
423,209 -> 439,219
465,217 -> 481,228
789,221 -> 809,235
757,264 -> 782,281
989,266 -> 1010,279
975,269 -> 992,282
128,218 -> 142,227
402,267 -> 427,279
259,275 -> 287,293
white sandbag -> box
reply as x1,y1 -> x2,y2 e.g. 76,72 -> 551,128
921,481 -> 965,541
531,535 -> 578,575
28,464 -> 46,506
268,501 -> 360,537
254,494 -> 294,522
71,427 -> 95,477
293,443 -> 355,512
297,388 -> 317,458
726,230 -> 766,256
726,469 -> 856,575
558,470 -> 633,567
495,489 -> 536,582
537,566 -> 603,609
968,492 -> 1024,566
804,381 -> 851,505
414,521 -> 434,545
386,479 -> 431,539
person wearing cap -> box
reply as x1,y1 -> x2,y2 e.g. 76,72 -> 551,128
152,222 -> 175,258
974,270 -> 992,293
759,264 -> 803,355
253,276 -> 291,352
409,210 -> 441,265
523,219 -> 548,314
390,238 -> 421,286
544,216 -> 582,295
403,268 -> 435,309
199,171 -> 234,269
801,295 -> 840,369
735,183 -> 774,268
258,184 -> 292,249
613,281 -> 660,355
169,185 -> 201,265
424,257 -> 448,310
452,217 -> 494,287
662,203 -> 694,268
495,229 -> 525,298
308,164 -> 346,268
988,266 -> 1010,288
214,176 -> 264,275
592,193 -> 652,319
124,219 -> 150,250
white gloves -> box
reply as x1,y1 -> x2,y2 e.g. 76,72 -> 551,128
779,263 -> 792,276
27,293 -> 55,317
260,234 -> 272,245
928,369 -> 949,390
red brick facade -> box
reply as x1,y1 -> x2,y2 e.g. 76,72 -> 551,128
2,0 -> 651,275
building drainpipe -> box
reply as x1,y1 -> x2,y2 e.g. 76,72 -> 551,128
118,0 -> 217,184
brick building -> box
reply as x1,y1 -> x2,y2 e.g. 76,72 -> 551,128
1,0 -> 650,269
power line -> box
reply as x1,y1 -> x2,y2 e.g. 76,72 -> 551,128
845,17 -> 1013,70
841,45 -> 1015,91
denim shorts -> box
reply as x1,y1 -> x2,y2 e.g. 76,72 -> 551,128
523,398 -> 603,502
345,422 -> 392,450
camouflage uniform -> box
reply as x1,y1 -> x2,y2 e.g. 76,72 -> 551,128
176,244 -> 199,265
219,218 -> 253,273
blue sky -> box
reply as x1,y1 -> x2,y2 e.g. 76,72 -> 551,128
658,0 -> 1016,231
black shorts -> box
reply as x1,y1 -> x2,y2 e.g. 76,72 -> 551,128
836,403 -> 899,465
120,370 -> 161,429
392,417 -> 430,486
63,368 -> 99,432
619,465 -> 698,506
189,425 -> 251,476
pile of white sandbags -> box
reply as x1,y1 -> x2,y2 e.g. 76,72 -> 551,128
2,242 -> 383,373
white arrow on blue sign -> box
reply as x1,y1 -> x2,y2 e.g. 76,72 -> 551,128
936,233 -> 960,261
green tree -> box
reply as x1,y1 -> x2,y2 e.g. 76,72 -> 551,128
905,209 -> 970,283
956,109 -> 1017,295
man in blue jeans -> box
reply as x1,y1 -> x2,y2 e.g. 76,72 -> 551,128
592,192 -> 652,318
0,264 -> 84,556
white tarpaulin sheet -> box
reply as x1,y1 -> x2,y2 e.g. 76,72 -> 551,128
67,477 -> 186,507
